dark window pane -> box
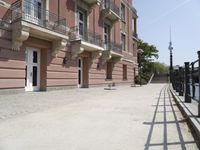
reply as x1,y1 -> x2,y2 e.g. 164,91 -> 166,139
79,12 -> 83,21
78,70 -> 81,84
104,27 -> 107,34
78,59 -> 81,67
121,4 -> 125,20
123,65 -> 127,80
33,51 -> 38,63
25,66 -> 27,86
121,34 -> 126,51
33,66 -> 37,86
79,23 -> 84,36
38,2 -> 41,19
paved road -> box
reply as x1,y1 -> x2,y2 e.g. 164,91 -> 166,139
0,84 -> 198,150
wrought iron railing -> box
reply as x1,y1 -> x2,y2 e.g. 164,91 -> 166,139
131,6 -> 137,16
70,26 -> 103,47
171,51 -> 200,116
104,41 -> 122,54
103,0 -> 120,17
10,0 -> 67,34
132,32 -> 138,39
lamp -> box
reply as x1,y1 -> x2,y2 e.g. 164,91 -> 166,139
63,57 -> 68,64
97,63 -> 100,69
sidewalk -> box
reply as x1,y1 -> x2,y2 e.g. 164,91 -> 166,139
0,84 -> 198,150
170,87 -> 200,146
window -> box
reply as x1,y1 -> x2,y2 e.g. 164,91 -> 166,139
121,33 -> 126,51
106,62 -> 112,79
132,18 -> 137,34
123,65 -> 127,80
104,24 -> 111,50
121,3 -> 125,21
77,9 -> 87,39
104,0 -> 109,8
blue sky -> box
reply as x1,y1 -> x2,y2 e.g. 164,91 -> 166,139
134,0 -> 200,66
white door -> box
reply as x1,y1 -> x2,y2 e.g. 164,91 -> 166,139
78,58 -> 83,88
25,48 -> 41,91
24,0 -> 43,25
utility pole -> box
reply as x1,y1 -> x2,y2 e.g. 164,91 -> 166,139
168,27 -> 173,83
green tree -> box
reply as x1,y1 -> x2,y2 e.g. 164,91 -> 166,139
153,62 -> 169,75
135,40 -> 159,84
138,39 -> 159,73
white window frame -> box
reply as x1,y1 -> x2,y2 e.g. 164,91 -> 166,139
121,3 -> 126,22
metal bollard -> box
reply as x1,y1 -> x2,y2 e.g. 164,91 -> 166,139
191,62 -> 195,99
179,67 -> 183,96
197,51 -> 200,117
184,62 -> 191,103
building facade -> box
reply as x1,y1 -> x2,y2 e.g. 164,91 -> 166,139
0,0 -> 138,91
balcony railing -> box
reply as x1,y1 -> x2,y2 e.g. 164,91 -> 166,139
132,32 -> 138,39
103,0 -> 120,17
70,26 -> 103,47
11,0 -> 67,34
131,6 -> 137,16
104,41 -> 122,54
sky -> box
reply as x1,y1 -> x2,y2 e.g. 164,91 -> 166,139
133,0 -> 200,66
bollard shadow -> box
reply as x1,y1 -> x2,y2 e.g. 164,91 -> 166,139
143,87 -> 200,150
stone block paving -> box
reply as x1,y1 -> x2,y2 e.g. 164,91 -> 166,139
0,88 -> 111,121
0,84 -> 199,150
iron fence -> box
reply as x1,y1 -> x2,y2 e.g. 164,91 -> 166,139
132,32 -> 138,39
171,51 -> 200,116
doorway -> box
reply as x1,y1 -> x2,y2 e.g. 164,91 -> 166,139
25,48 -> 41,91
78,58 -> 83,88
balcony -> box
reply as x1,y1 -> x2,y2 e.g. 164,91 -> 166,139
69,26 -> 104,59
10,0 -> 68,56
101,0 -> 120,23
132,6 -> 138,18
102,41 -> 123,62
132,32 -> 138,40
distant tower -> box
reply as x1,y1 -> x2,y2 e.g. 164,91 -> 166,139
168,27 -> 173,82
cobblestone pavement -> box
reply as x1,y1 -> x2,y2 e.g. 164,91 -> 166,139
0,84 -> 199,150
0,87 -> 111,121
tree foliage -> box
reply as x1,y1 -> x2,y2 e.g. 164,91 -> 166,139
153,62 -> 169,75
135,40 -> 168,84
138,39 -> 159,71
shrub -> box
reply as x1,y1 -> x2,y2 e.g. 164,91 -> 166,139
134,75 -> 148,85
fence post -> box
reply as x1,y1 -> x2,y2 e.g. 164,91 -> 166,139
197,51 -> 200,117
175,69 -> 178,92
179,67 -> 183,96
171,69 -> 175,89
191,62 -> 195,99
184,62 -> 191,103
